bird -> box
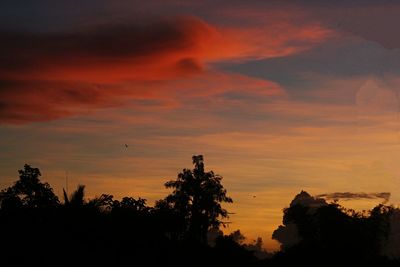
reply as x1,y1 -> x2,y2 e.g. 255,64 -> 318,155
125,144 -> 128,148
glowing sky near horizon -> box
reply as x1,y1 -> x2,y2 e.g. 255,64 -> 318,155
2,0 -> 400,250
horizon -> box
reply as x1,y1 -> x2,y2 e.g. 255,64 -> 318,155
0,158 -> 393,251
1,0 -> 400,252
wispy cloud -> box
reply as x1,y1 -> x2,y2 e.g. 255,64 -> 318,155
0,13 -> 331,124
316,192 -> 391,204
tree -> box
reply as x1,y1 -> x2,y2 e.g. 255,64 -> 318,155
0,164 -> 59,209
63,185 -> 85,207
112,197 -> 149,213
63,184 -> 114,211
272,191 -> 391,265
162,155 -> 232,243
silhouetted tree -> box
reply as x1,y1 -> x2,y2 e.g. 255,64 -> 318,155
153,198 -> 187,241
0,164 -> 59,209
112,197 -> 148,212
214,230 -> 256,265
1,164 -> 400,266
161,155 -> 232,243
63,185 -> 85,207
272,191 -> 396,266
368,204 -> 395,255
63,185 -> 115,213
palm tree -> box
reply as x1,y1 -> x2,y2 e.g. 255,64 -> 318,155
63,185 -> 85,207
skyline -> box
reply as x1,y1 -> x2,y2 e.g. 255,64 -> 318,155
2,1 -> 400,250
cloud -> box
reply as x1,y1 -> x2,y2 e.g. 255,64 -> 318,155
0,14 -> 331,124
355,78 -> 400,115
0,71 -> 285,124
316,192 -> 391,204
327,4 -> 400,50
0,16 -> 211,82
0,15 -> 331,82
0,80 -> 129,123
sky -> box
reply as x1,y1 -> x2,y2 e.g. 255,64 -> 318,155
2,0 -> 400,250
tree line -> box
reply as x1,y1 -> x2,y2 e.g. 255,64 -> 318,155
0,155 -> 399,266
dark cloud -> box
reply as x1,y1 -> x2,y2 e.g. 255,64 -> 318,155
0,16 -> 207,73
316,192 -> 391,204
175,58 -> 204,74
0,80 -> 125,123
0,3 -> 334,125
0,16 -> 212,124
326,4 -> 400,50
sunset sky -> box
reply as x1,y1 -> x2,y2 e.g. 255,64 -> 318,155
2,0 -> 400,250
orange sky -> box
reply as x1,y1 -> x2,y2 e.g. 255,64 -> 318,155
1,1 -> 400,251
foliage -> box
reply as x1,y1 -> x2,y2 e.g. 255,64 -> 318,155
0,164 -> 59,209
1,161 -> 400,266
162,155 -> 232,243
272,191 -> 398,266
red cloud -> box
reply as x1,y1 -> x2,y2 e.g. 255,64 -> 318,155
0,16 -> 331,124
0,73 -> 285,124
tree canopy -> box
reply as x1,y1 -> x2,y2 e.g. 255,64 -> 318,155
1,159 -> 400,266
161,155 -> 232,243
0,164 -> 59,209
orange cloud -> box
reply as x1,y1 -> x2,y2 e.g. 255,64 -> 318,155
0,16 -> 331,124
1,16 -> 332,82
0,71 -> 285,124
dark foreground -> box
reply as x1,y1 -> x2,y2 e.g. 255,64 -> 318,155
1,158 -> 400,266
